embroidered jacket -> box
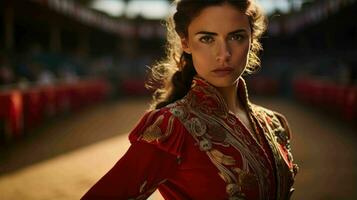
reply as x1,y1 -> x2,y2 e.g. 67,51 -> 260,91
81,76 -> 298,200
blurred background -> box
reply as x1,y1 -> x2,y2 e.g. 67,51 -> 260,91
0,0 -> 356,199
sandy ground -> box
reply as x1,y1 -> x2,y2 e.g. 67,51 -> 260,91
0,97 -> 356,200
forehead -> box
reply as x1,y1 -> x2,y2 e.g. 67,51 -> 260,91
188,3 -> 250,34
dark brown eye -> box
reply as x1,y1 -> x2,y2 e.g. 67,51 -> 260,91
199,35 -> 214,44
229,34 -> 244,41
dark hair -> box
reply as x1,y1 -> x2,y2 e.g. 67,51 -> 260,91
147,0 -> 267,109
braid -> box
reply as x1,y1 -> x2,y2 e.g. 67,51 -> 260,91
155,53 -> 196,109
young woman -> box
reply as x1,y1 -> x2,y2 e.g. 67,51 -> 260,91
81,0 -> 298,199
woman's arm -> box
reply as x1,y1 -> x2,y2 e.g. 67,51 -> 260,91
81,141 -> 178,200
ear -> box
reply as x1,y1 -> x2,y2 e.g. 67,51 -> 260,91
181,38 -> 192,54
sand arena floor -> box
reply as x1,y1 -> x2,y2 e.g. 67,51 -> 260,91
0,97 -> 356,200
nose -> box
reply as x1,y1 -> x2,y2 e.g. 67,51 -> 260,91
215,41 -> 231,63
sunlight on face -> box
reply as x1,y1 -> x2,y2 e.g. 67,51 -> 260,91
182,3 -> 251,88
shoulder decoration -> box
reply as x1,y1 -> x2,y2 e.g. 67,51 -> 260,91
139,113 -> 175,143
129,109 -> 185,160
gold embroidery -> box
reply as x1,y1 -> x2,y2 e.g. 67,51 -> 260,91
134,179 -> 167,200
226,183 -> 240,197
233,168 -> 257,188
164,115 -> 175,138
144,109 -> 159,127
293,164 -> 299,177
140,114 -> 176,143
139,181 -> 147,193
219,166 -> 257,198
173,102 -> 266,198
169,76 -> 295,199
251,105 -> 298,199
141,115 -> 164,142
210,149 -> 236,166
219,171 -> 232,183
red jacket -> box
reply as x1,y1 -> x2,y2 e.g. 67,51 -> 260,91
81,77 -> 298,200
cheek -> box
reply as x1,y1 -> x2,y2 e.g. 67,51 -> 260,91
232,42 -> 250,64
191,54 -> 208,75
191,44 -> 215,71
191,43 -> 214,57
234,40 -> 250,55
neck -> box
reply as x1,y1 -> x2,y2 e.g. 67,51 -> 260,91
216,81 -> 244,114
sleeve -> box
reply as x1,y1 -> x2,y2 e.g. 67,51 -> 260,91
81,109 -> 185,200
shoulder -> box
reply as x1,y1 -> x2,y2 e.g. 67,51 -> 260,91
129,108 -> 173,143
250,103 -> 292,140
128,104 -> 187,158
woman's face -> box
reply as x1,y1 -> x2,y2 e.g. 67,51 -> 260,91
182,3 -> 251,88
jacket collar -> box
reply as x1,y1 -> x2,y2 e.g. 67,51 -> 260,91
190,75 -> 252,117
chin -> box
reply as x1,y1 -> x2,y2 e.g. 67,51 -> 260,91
207,76 -> 239,88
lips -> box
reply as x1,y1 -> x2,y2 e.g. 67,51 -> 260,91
211,67 -> 234,76
212,67 -> 234,72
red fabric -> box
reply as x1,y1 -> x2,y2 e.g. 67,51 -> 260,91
81,141 -> 178,200
82,77 -> 296,200
82,110 -> 231,200
82,109 -> 275,199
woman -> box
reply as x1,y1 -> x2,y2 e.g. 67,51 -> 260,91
82,0 -> 298,199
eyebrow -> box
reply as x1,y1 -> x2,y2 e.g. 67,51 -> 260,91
195,29 -> 247,36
